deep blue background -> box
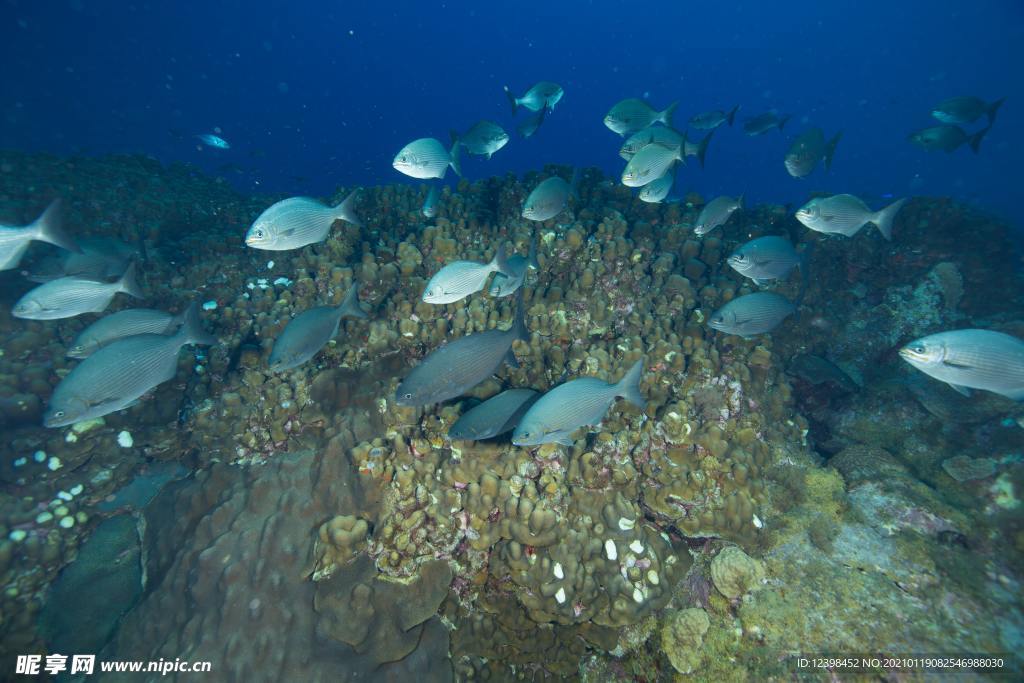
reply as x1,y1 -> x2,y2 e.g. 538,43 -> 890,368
2,0 -> 1021,231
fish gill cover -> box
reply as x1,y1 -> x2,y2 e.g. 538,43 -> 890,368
0,1 -> 1023,682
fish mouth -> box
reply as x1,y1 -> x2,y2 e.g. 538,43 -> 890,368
897,347 -> 923,362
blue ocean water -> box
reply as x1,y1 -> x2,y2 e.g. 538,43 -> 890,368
2,0 -> 1021,229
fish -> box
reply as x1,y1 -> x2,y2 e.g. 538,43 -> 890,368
0,200 -> 78,271
68,308 -> 185,358
453,120 -> 509,159
43,302 -> 217,428
604,98 -> 678,136
795,194 -> 906,241
619,126 -> 684,160
422,244 -> 514,304
931,96 -> 1005,126
743,111 -> 791,136
245,191 -> 361,250
13,262 -> 143,320
448,389 -> 540,441
268,283 -> 367,372
784,127 -> 842,178
899,329 -> 1024,401
396,289 -> 528,406
504,82 -> 564,113
787,354 -> 858,393
522,171 -> 578,221
422,185 -> 441,218
517,107 -> 547,138
708,292 -> 796,338
638,169 -> 676,203
621,144 -> 683,187
489,235 -> 540,298
197,133 -> 230,149
511,359 -> 645,446
682,129 -> 714,168
907,124 -> 989,153
694,195 -> 743,236
727,235 -> 809,286
25,236 -> 137,283
689,105 -> 739,130
393,137 -> 462,179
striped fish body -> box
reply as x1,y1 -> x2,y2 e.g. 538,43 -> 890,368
245,193 -> 359,251
69,308 -> 181,358
423,245 -> 511,304
393,137 -> 460,180
13,274 -> 137,320
728,236 -> 802,281
489,255 -> 528,297
522,177 -> 571,221
900,330 -> 1024,401
695,195 -> 743,235
270,284 -> 366,371
619,126 -> 683,160
422,185 -> 440,218
796,194 -> 905,240
448,389 -> 539,440
622,144 -> 682,187
708,292 -> 796,337
639,171 -> 674,203
604,99 -> 675,136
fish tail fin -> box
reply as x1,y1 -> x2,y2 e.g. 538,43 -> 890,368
988,97 -> 1006,125
569,167 -> 581,200
726,104 -> 740,126
696,129 -> 714,168
872,197 -> 907,241
492,243 -> 514,277
339,281 -> 368,319
778,114 -> 792,132
824,131 -> 843,170
32,199 -> 80,254
118,262 -> 144,299
448,138 -> 462,177
513,286 -> 529,342
616,359 -> 646,409
503,85 -> 518,114
334,189 -> 362,227
969,125 -> 990,154
527,232 -> 540,270
177,301 -> 218,346
661,101 -> 679,128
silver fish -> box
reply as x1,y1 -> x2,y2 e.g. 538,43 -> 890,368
393,137 -> 462,180
638,169 -> 675,203
517,107 -> 547,138
689,105 -> 739,130
682,129 -> 714,168
0,200 -> 78,271
784,127 -> 842,178
907,124 -> 988,153
512,359 -> 645,446
795,194 -> 906,241
708,292 -> 796,338
604,98 -> 678,136
899,329 -> 1024,401
422,244 -> 513,304
448,389 -> 540,441
44,302 -> 217,427
13,262 -> 143,320
269,283 -> 367,372
396,290 -> 528,406
931,96 -> 1005,126
743,111 -> 791,136
245,191 -> 361,250
197,133 -> 230,149
504,82 -> 563,113
489,236 -> 540,298
523,172 -> 577,221
622,144 -> 683,187
619,126 -> 683,160
68,308 -> 184,358
727,236 -> 808,285
422,185 -> 441,218
453,121 -> 509,159
26,236 -> 136,283
694,195 -> 743,236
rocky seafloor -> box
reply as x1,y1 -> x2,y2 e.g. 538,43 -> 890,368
0,150 -> 1022,681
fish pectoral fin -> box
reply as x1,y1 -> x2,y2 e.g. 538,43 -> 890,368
946,382 -> 972,397
754,278 -> 771,287
550,431 -> 574,446
941,359 -> 974,370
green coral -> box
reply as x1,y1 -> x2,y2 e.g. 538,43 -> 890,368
660,607 -> 709,675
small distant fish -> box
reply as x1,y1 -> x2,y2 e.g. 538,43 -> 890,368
422,185 -> 441,218
504,82 -> 563,113
489,235 -> 540,298
68,308 -> 185,358
907,124 -> 989,154
795,194 -> 906,241
689,105 -> 739,130
784,127 -> 842,178
619,126 -> 683,160
604,98 -> 678,136
44,302 -> 217,427
743,111 -> 791,136
448,389 -> 540,441
25,236 -> 137,283
393,137 -> 462,179
931,96 -> 1005,126
708,292 -> 796,338
0,200 -> 78,271
523,171 -> 578,221
422,244 -> 514,304
682,129 -> 714,168
268,283 -> 367,372
517,108 -> 547,138
639,169 -> 675,203
511,359 -> 645,446
622,144 -> 683,187
787,354 -> 858,393
13,262 -> 143,320
453,120 -> 510,159
899,329 -> 1024,401
694,195 -> 743,236
727,235 -> 808,285
396,289 -> 528,406
245,191 -> 361,250
197,133 -> 230,149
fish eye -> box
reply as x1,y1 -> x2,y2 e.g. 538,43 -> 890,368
255,229 -> 264,238
403,392 -> 413,400
913,345 -> 926,354
54,410 -> 65,418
